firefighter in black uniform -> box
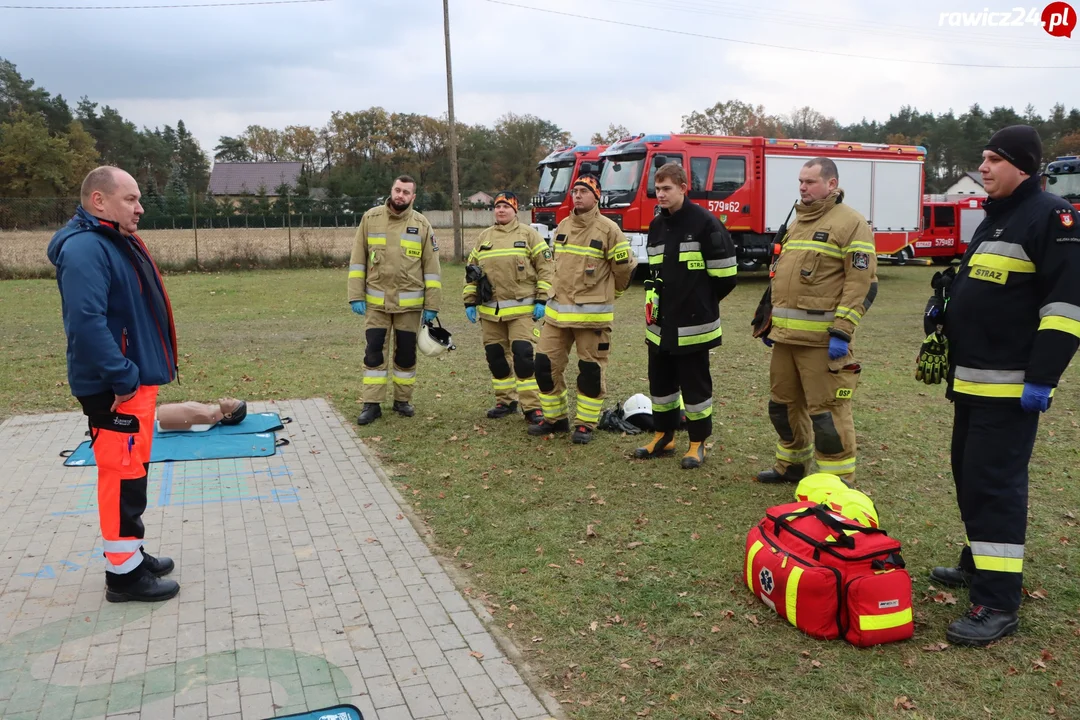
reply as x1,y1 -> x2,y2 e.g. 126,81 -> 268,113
916,125 -> 1080,646
634,162 -> 737,468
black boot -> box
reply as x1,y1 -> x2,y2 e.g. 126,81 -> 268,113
527,417 -> 570,436
945,605 -> 1019,646
524,409 -> 544,425
757,464 -> 806,484
393,400 -> 415,418
487,401 -> 519,419
141,549 -> 174,577
930,565 -> 974,588
571,425 -> 593,445
105,567 -> 180,603
357,403 -> 382,425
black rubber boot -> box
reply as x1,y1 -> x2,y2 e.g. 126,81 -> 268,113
524,409 -> 544,425
487,401 -> 519,419
945,605 -> 1019,646
141,549 -> 174,577
757,463 -> 806,484
105,566 -> 180,603
528,418 -> 570,437
571,425 -> 593,445
392,401 -> 415,418
357,403 -> 382,425
930,565 -> 974,589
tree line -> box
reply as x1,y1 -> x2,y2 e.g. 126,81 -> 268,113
5,55 -> 1080,217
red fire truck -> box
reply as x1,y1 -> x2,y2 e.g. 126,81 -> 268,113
531,144 -> 606,234
593,133 -> 925,270
911,196 -> 986,265
1044,155 -> 1080,211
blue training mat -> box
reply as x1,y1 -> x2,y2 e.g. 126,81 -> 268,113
62,431 -> 286,467
266,705 -> 363,720
61,412 -> 288,467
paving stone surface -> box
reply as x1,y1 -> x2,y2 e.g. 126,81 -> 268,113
0,399 -> 557,720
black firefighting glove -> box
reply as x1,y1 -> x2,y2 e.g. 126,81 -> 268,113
915,332 -> 949,385
923,267 -> 956,335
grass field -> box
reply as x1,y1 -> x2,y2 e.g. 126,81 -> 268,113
2,266 -> 1078,719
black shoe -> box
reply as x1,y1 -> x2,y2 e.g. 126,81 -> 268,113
571,425 -> 593,445
527,418 -> 570,436
524,409 -> 544,425
357,403 -> 382,425
930,565 -> 974,589
945,605 -> 1019,646
105,572 -> 181,603
141,549 -> 174,577
757,464 -> 806,484
487,401 -> 519,419
392,401 -> 415,418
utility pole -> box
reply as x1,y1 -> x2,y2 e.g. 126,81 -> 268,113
443,0 -> 464,260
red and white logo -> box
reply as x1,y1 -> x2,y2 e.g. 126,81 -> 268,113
1043,2 -> 1076,36
1061,211 -> 1075,228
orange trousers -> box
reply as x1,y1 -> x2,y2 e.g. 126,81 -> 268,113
84,385 -> 158,575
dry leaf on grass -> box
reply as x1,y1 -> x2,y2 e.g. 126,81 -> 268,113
894,696 -> 917,710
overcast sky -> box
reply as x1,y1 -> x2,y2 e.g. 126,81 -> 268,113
2,0 -> 1079,156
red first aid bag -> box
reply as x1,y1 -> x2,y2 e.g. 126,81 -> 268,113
745,501 -> 913,647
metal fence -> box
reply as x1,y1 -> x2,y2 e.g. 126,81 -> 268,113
0,197 -> 528,275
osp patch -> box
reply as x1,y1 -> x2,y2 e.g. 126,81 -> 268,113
852,252 -> 870,270
1058,208 -> 1076,229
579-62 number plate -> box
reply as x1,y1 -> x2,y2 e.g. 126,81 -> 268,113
707,200 -> 740,213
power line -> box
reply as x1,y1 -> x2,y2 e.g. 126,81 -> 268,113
481,0 -> 1080,69
0,0 -> 329,9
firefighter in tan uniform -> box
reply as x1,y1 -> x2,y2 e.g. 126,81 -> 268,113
755,157 -> 878,485
348,175 -> 442,425
529,175 -> 637,444
463,191 -> 554,423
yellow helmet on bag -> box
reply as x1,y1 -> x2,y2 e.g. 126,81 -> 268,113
794,473 -> 849,502
795,473 -> 880,528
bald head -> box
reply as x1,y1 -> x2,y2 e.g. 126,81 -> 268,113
81,166 -> 144,236
81,166 -> 121,206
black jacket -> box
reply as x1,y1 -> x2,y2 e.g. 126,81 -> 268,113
645,200 -> 737,354
945,176 -> 1080,404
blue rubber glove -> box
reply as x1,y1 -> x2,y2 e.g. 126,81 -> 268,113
533,303 -> 545,321
465,306 -> 478,324
350,300 -> 366,316
422,309 -> 438,324
828,336 -> 849,360
1020,383 -> 1052,413
762,337 -> 775,348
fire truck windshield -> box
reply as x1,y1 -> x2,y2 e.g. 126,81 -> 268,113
537,163 -> 574,196
599,155 -> 645,193
1046,172 -> 1080,201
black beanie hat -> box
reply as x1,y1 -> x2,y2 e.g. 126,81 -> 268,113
984,125 -> 1042,176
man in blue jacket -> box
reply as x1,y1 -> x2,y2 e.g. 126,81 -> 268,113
48,166 -> 180,603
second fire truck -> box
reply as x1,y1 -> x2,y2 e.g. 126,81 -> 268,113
592,133 -> 925,269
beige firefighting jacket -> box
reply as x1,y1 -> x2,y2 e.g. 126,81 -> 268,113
545,205 -> 637,329
463,218 -> 554,321
770,190 -> 878,346
348,201 -> 442,313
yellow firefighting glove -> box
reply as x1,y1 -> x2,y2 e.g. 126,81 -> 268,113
915,332 -> 948,385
